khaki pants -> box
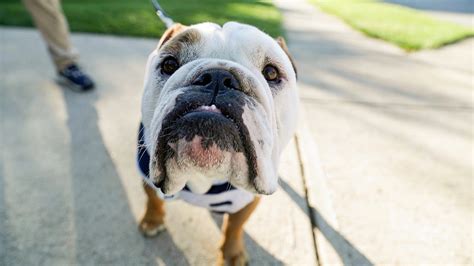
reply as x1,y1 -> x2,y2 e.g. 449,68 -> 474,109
22,0 -> 78,71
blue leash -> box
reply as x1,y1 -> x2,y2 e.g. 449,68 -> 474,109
151,0 -> 175,29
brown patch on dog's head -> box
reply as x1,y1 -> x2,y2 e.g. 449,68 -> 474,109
158,23 -> 187,48
158,24 -> 201,55
276,36 -> 297,79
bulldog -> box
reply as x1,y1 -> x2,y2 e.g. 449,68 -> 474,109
137,22 -> 298,265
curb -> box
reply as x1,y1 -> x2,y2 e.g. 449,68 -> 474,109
295,107 -> 344,266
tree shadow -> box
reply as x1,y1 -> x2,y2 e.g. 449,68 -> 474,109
285,26 -> 472,140
279,179 -> 374,266
286,27 -> 472,105
61,88 -> 188,265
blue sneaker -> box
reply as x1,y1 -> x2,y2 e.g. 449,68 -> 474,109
57,64 -> 95,92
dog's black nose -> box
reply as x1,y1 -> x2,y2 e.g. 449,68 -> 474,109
192,69 -> 241,90
192,69 -> 241,105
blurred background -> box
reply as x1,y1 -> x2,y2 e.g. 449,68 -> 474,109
0,0 -> 472,265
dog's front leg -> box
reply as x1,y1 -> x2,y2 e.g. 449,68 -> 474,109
217,197 -> 260,266
139,184 -> 166,237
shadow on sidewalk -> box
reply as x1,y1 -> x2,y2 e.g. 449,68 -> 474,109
0,160 -> 5,265
62,88 -> 188,265
210,213 -> 284,265
279,179 -> 374,266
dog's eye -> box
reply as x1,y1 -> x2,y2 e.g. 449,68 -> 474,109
262,65 -> 279,82
161,57 -> 179,75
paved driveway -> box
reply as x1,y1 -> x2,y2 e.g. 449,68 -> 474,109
385,0 -> 474,26
385,0 -> 473,13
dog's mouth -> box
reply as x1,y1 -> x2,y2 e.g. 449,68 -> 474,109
150,94 -> 257,194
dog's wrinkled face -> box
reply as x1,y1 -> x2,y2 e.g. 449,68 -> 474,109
141,22 -> 298,195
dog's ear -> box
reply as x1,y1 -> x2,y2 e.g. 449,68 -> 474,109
276,36 -> 298,79
158,23 -> 188,48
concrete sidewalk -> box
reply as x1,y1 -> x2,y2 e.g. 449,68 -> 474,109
0,27 -> 317,265
275,0 -> 473,265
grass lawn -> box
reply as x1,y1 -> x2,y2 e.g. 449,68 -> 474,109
311,0 -> 474,51
0,0 -> 283,38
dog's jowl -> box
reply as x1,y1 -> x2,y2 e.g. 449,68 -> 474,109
137,22 -> 298,265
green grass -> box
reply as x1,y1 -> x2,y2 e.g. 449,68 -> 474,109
311,0 -> 474,51
0,0 -> 283,38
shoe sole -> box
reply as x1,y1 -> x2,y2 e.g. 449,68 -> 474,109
56,76 -> 94,92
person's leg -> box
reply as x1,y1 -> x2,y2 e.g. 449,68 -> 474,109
22,0 -> 77,71
22,0 -> 94,91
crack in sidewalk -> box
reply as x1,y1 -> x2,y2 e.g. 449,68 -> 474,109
294,134 -> 321,265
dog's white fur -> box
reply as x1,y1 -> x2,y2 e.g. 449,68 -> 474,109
141,22 -> 298,195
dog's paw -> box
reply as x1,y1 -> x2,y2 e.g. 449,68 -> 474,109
217,250 -> 248,266
138,219 -> 165,237
228,251 -> 248,266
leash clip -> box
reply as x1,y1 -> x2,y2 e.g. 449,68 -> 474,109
151,0 -> 175,29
